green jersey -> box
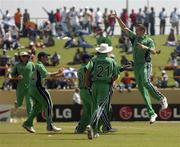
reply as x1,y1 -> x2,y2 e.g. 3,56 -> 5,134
31,61 -> 49,87
110,57 -> 122,74
77,64 -> 87,89
127,30 -> 155,65
11,61 -> 34,87
86,54 -> 118,83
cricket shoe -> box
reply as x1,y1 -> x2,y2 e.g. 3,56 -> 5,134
103,128 -> 118,133
160,97 -> 168,110
22,123 -> 36,133
94,133 -> 99,138
107,128 -> 118,133
14,101 -> 18,109
86,125 -> 94,140
74,126 -> 79,134
74,126 -> 83,134
47,125 -> 62,132
149,113 -> 158,124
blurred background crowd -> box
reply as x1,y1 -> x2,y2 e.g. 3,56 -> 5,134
0,5 -> 180,91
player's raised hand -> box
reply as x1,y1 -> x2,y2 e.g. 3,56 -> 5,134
127,61 -> 134,66
122,61 -> 134,71
112,10 -> 118,17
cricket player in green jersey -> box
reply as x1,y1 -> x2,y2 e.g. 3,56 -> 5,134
11,51 -> 34,116
114,15 -> 168,124
74,56 -> 93,134
22,51 -> 64,133
85,43 -> 119,139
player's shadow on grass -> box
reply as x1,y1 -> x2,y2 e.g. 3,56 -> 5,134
116,132 -> 147,135
63,132 -> 86,135
101,132 -> 147,136
37,132 -> 87,140
47,138 -> 87,141
35,132 -> 61,135
36,132 -> 76,135
0,132 -> 27,135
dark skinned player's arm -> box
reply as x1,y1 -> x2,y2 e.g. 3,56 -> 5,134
85,69 -> 91,88
111,75 -> 118,85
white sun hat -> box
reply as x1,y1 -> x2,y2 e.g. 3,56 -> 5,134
162,70 -> 166,74
19,51 -> 29,56
30,41 -> 34,46
95,43 -> 113,53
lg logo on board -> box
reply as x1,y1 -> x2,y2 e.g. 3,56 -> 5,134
119,106 -> 133,120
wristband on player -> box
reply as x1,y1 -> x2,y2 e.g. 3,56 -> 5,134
147,47 -> 151,51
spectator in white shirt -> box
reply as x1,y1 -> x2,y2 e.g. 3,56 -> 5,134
68,6 -> 80,32
159,8 -> 167,35
78,8 -> 84,29
170,8 -> 180,35
3,29 -> 12,50
61,6 -> 69,36
83,7 -> 92,34
95,7 -> 102,29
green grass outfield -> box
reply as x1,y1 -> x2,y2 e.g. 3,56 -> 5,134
0,122 -> 180,147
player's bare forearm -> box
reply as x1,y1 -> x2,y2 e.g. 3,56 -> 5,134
147,48 -> 161,55
15,75 -> 23,80
6,75 -> 23,80
136,43 -> 160,55
114,15 -> 130,34
42,7 -> 48,13
49,72 -> 60,77
53,73 -> 64,78
85,70 -> 91,88
111,75 -> 118,84
50,68 -> 64,78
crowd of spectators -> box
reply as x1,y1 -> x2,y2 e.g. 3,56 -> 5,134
70,48 -> 92,65
0,6 -> 180,90
163,39 -> 180,88
116,71 -> 136,92
156,70 -> 169,88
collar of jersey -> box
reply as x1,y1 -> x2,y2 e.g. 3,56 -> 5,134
37,61 -> 43,64
22,61 -> 28,65
137,34 -> 146,39
98,53 -> 108,57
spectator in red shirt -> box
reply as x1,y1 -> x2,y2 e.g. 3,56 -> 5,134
54,9 -> 61,36
107,10 -> 116,36
117,71 -> 135,92
54,9 -> 61,24
14,8 -> 22,30
129,9 -> 137,31
120,9 -> 128,26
